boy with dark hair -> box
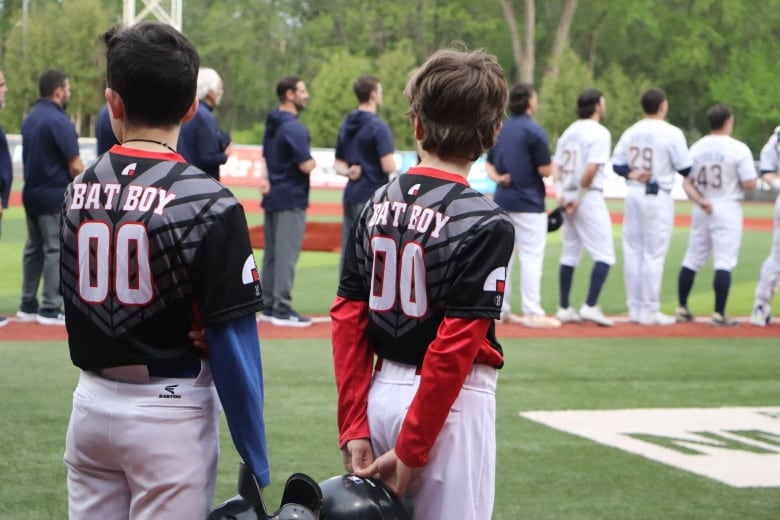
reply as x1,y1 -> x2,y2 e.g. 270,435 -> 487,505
332,48 -> 513,519
61,22 -> 269,519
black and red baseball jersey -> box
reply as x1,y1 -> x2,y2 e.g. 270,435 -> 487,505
61,146 -> 263,370
337,166 -> 514,367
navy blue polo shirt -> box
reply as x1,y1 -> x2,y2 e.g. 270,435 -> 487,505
486,113 -> 551,213
0,127 -> 11,208
95,104 -> 118,155
21,99 -> 80,216
335,110 -> 394,204
178,103 -> 228,180
261,109 -> 312,212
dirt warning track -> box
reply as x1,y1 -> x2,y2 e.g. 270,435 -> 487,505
2,316 -> 778,342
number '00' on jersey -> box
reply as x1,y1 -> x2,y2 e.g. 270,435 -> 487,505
338,168 -> 514,366
60,150 -> 263,370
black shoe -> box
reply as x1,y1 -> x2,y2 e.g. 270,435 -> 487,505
271,309 -> 312,328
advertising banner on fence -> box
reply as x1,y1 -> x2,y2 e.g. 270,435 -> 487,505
11,135 -> 775,200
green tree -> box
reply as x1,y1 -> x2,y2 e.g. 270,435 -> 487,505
599,62 -> 652,141
1,0 -> 110,134
375,40 -> 419,151
537,47 -> 593,147
305,50 -> 370,147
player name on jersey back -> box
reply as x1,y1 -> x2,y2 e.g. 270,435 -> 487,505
367,200 -> 450,238
68,182 -> 177,215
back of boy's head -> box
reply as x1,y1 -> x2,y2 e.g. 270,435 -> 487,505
101,21 -> 199,128
404,48 -> 507,161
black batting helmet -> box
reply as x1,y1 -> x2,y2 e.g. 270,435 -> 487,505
547,205 -> 564,232
319,475 -> 411,520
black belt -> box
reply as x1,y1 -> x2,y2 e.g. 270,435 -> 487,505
95,359 -> 202,383
148,359 -> 202,378
375,357 -> 422,375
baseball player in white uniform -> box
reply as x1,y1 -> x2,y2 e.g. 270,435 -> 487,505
674,104 -> 757,326
750,126 -> 780,326
552,88 -> 615,326
612,88 -> 692,325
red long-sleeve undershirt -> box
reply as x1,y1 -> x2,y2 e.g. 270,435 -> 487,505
331,295 -> 502,467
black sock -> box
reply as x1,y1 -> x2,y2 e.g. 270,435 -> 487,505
713,269 -> 731,315
678,266 -> 696,308
559,264 -> 574,309
586,261 -> 610,307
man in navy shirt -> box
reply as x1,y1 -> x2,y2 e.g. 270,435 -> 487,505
334,75 -> 396,268
486,83 -> 560,328
178,67 -> 230,181
0,69 -> 10,328
258,75 -> 316,327
95,103 -> 118,155
17,69 -> 84,326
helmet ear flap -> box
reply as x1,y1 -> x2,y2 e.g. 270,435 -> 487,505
208,463 -> 322,520
276,473 -> 322,519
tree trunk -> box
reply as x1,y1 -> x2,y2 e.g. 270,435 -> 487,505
545,0 -> 578,78
499,0 -> 525,83
520,0 -> 535,83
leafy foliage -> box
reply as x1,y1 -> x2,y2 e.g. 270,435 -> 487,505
2,0 -> 780,153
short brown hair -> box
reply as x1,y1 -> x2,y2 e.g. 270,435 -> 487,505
404,49 -> 507,161
276,75 -> 301,102
353,75 -> 379,104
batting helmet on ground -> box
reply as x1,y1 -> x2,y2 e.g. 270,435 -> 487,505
208,462 -> 322,520
547,205 -> 564,232
319,475 -> 410,519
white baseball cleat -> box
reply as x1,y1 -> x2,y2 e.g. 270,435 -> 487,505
555,306 -> 582,323
496,312 -> 523,324
674,306 -> 695,323
710,312 -> 738,327
15,310 -> 37,322
578,304 -> 614,327
520,315 -> 562,329
639,311 -> 677,326
749,304 -> 770,327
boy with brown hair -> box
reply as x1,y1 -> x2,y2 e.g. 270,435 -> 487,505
331,48 -> 514,519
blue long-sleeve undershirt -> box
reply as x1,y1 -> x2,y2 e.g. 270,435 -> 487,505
207,314 -> 270,488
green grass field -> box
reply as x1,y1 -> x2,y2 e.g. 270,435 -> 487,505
1,338 -> 779,519
0,190 -> 777,318
1,188 -> 778,518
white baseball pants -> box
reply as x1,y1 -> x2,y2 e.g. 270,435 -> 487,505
65,367 -> 221,520
754,196 -> 780,307
367,360 -> 497,520
622,185 -> 674,316
560,190 -> 616,267
502,212 -> 548,316
682,200 -> 743,272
